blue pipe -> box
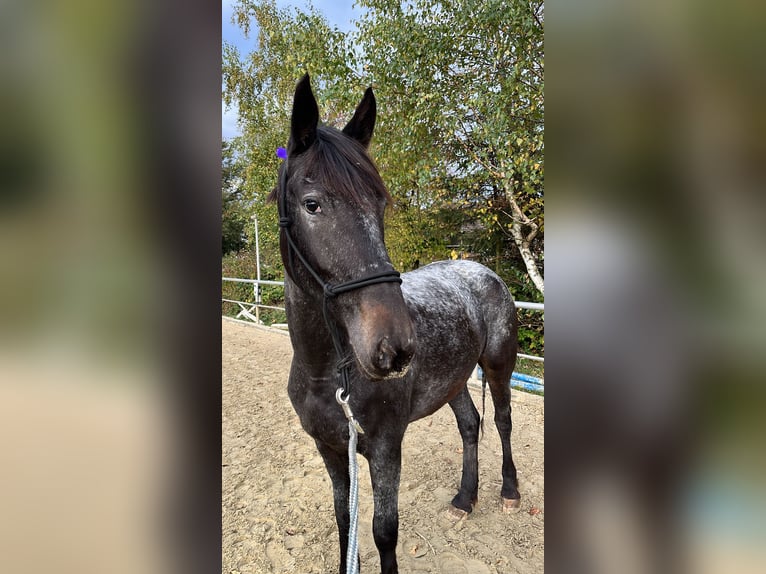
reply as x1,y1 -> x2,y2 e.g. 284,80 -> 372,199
511,372 -> 543,385
511,380 -> 545,394
476,366 -> 544,394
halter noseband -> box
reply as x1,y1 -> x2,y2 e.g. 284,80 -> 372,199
277,158 -> 403,400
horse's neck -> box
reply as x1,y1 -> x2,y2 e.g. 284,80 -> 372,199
285,278 -> 338,372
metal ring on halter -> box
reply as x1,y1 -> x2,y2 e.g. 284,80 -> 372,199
336,388 -> 364,435
336,387 -> 351,413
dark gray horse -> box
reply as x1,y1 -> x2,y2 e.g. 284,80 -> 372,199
269,74 -> 520,574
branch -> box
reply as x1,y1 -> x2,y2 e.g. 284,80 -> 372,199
499,206 -> 538,243
532,6 -> 544,30
455,123 -> 501,177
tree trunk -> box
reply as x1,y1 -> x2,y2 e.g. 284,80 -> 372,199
504,184 -> 544,296
510,219 -> 544,295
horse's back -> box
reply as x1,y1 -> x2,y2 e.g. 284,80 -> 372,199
402,260 -> 516,334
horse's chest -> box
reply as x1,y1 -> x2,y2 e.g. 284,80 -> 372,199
288,380 -> 349,448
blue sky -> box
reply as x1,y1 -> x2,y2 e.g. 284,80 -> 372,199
222,0 -> 362,140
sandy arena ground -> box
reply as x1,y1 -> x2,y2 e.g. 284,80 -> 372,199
222,319 -> 544,573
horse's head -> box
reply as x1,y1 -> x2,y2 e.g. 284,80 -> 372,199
271,74 -> 416,380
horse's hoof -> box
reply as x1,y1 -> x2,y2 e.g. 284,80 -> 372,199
502,497 -> 522,514
446,505 -> 469,522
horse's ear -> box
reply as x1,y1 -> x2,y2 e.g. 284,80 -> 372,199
288,73 -> 319,156
342,86 -> 376,148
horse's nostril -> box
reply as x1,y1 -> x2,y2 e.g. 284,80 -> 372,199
377,339 -> 395,371
374,336 -> 414,376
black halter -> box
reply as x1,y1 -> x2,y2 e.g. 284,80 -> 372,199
277,159 -> 403,398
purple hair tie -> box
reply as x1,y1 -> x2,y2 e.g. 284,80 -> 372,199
276,147 -> 288,160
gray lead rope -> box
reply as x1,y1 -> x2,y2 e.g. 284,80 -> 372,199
278,159 -> 400,574
337,389 -> 362,573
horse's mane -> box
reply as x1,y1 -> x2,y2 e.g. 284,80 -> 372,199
268,126 -> 392,207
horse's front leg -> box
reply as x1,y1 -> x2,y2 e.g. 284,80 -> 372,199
315,440 -> 356,574
368,441 -> 403,574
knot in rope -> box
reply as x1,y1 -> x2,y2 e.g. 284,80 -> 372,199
335,354 -> 355,374
323,283 -> 338,298
278,217 -> 291,228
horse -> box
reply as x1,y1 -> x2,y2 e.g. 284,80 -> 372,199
268,74 -> 520,574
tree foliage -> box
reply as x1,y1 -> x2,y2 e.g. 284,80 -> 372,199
356,0 -> 544,295
223,0 -> 544,301
223,0 -> 367,277
222,140 -> 248,255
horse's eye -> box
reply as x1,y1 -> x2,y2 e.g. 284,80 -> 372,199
303,199 -> 322,214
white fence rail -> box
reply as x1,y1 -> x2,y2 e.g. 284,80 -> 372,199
222,276 -> 544,391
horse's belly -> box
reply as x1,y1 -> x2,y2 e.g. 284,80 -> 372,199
407,355 -> 479,422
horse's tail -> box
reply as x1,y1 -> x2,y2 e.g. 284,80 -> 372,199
480,370 -> 487,441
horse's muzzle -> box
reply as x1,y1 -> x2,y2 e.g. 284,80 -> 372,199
346,295 -> 417,381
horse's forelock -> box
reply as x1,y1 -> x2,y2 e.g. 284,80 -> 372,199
305,127 -> 391,208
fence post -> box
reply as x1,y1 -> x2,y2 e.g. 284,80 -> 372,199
253,214 -> 262,324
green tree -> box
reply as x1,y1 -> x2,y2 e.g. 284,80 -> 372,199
223,0 -> 544,300
356,0 -> 544,295
223,0 -> 366,277
222,140 -> 248,255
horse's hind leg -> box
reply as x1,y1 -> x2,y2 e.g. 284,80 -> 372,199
448,385 -> 480,514
480,359 -> 522,511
